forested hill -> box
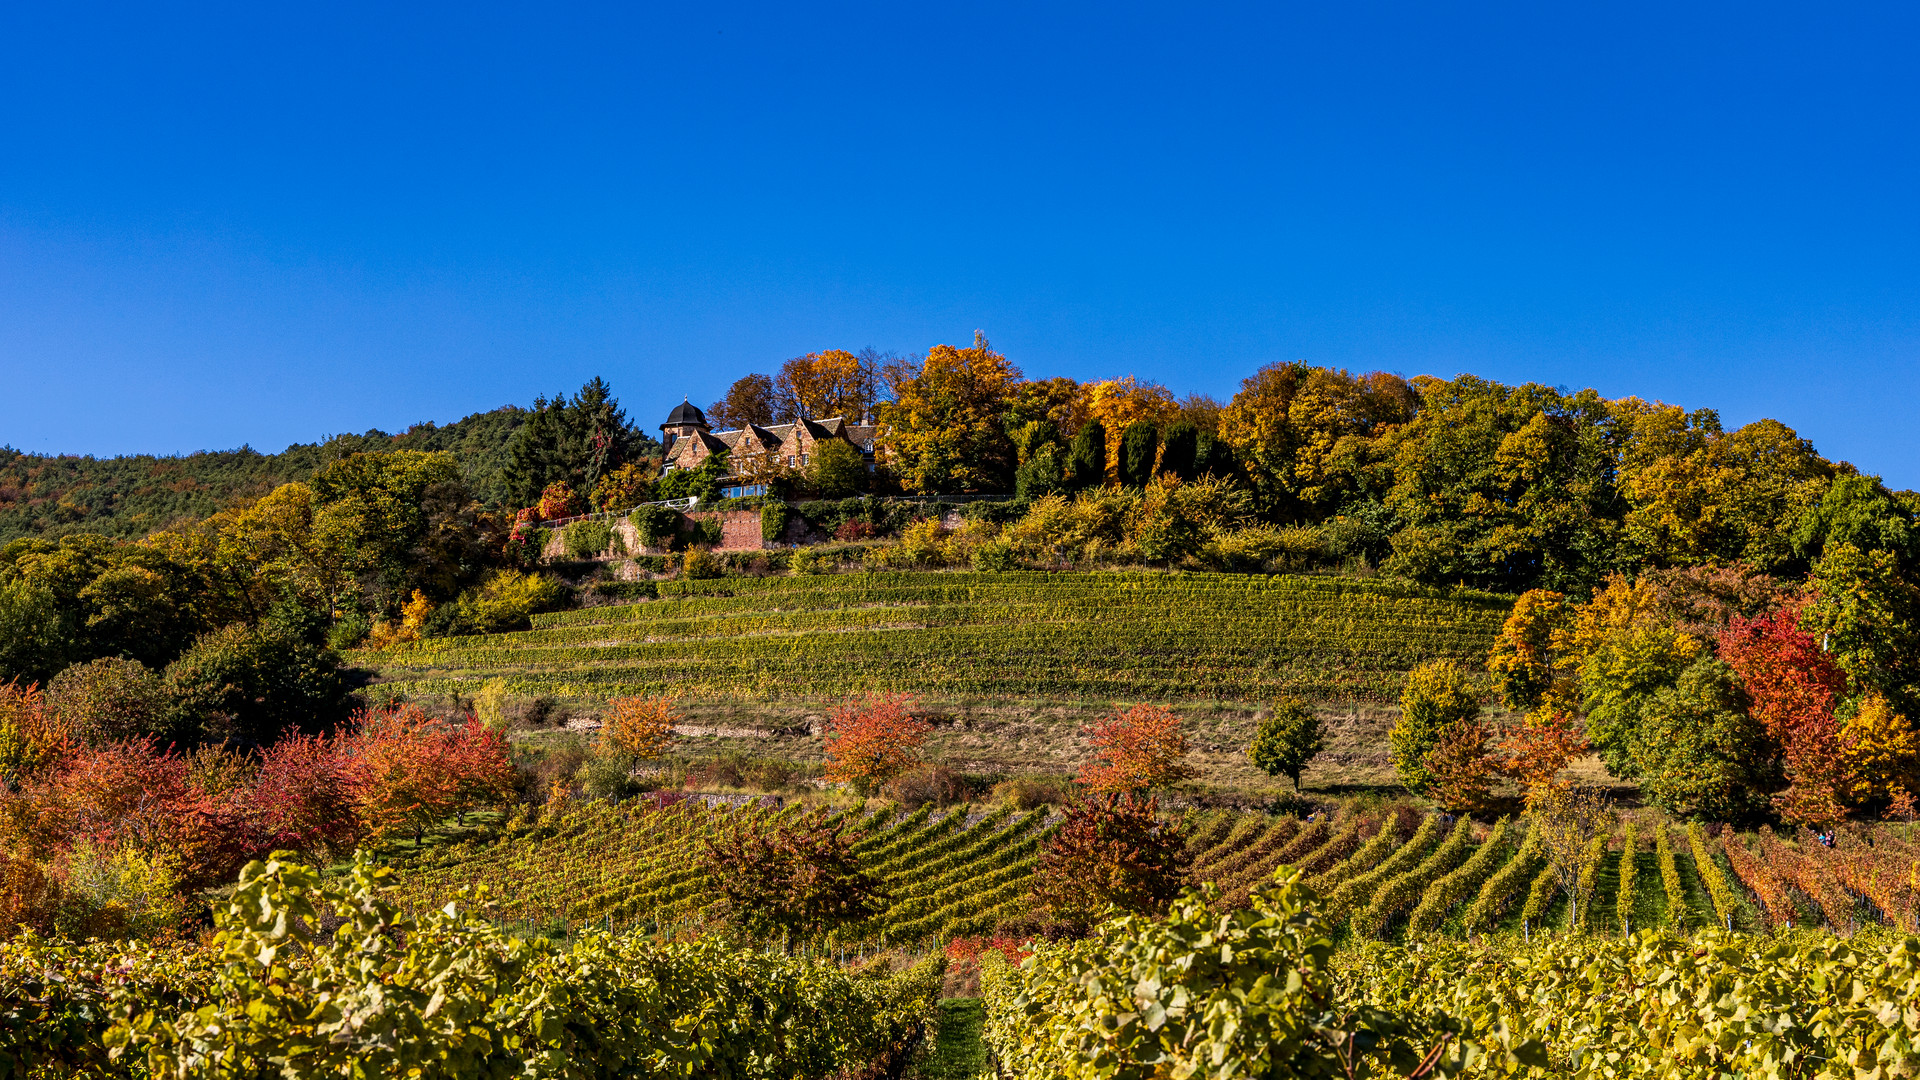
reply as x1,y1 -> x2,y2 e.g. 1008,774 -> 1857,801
0,406 -> 529,543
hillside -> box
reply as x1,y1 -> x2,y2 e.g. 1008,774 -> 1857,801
372,571 -> 1513,705
0,406 -> 529,542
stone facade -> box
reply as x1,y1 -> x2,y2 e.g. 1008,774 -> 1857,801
540,510 -> 769,561
658,401 -> 877,478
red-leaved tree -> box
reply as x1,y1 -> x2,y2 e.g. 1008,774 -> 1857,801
823,693 -> 930,795
1077,704 -> 1195,793
1720,605 -> 1851,826
338,705 -> 514,845
253,733 -> 362,858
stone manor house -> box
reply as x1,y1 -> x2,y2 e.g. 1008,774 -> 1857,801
657,400 -> 879,498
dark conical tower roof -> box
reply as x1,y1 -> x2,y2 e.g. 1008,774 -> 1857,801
662,399 -> 708,429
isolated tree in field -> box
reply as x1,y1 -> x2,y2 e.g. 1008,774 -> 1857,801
823,693 -> 930,795
1032,791 -> 1190,930
703,818 -> 884,942
1423,718 -> 1497,815
339,705 -> 514,845
1247,699 -> 1323,790
1078,703 -> 1194,793
1531,783 -> 1613,931
1391,660 -> 1480,793
601,696 -> 677,760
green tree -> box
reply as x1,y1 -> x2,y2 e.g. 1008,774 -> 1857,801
1803,542 -> 1920,714
805,438 -> 868,499
1118,421 -> 1160,488
1065,419 -> 1107,491
1794,473 -> 1918,566
499,378 -> 644,507
1391,660 -> 1480,793
1577,625 -> 1701,777
1627,656 -> 1780,821
1248,699 -> 1324,790
163,621 -> 349,745
1159,420 -> 1199,481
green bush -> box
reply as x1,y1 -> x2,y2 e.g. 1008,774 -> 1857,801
163,623 -> 349,744
563,519 -> 619,559
431,570 -> 569,636
683,548 -> 723,579
970,538 -> 1018,571
44,657 -> 174,745
629,505 -> 683,550
760,502 -> 792,544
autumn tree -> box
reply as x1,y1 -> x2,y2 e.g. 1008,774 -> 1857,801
1422,719 -> 1497,816
1487,590 -> 1575,710
1496,710 -> 1588,808
1032,792 -> 1190,931
1390,660 -> 1479,793
1078,704 -> 1194,793
703,817 -> 885,942
877,333 -> 1023,493
1082,377 -> 1179,482
338,705 -> 513,845
774,349 -> 879,422
708,373 -> 778,429
823,693 -> 930,795
252,732 -> 361,859
1719,606 -> 1850,825
1247,699 -> 1323,790
601,696 -> 677,760
1531,784 -> 1614,930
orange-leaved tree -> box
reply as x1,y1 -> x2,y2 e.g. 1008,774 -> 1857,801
339,705 -> 514,844
1078,704 -> 1194,793
1497,709 -> 1590,809
823,693 -> 930,795
1422,719 -> 1497,816
601,696 -> 678,760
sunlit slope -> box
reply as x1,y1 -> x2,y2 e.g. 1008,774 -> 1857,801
373,571 -> 1513,702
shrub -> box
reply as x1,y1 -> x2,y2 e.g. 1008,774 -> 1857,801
1077,703 -> 1194,793
882,765 -> 971,808
682,547 -> 723,579
562,519 -> 618,559
1391,660 -> 1479,792
44,658 -> 173,746
629,505 -> 683,550
162,623 -> 349,745
1031,791 -> 1189,930
806,439 -> 868,499
970,538 -> 1018,571
824,692 -> 929,795
704,818 -> 885,940
432,570 -> 567,636
1248,699 -> 1323,790
579,751 -> 648,799
760,502 -> 792,544
992,775 -> 1070,809
600,696 -> 677,760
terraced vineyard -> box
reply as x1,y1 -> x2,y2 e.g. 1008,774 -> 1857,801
373,571 -> 1513,702
391,797 -> 1058,945
388,795 -> 1920,947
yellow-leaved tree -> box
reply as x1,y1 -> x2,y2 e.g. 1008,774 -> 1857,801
877,333 -> 1022,493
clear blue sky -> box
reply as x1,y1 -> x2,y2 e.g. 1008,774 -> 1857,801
2,2 -> 1916,487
